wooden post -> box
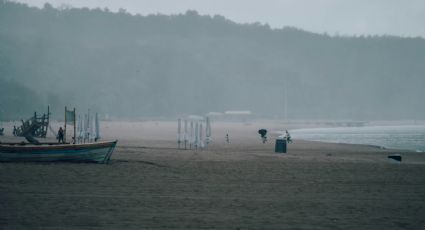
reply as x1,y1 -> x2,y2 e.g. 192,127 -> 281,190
184,120 -> 188,149
200,123 -> 203,150
190,121 -> 193,149
64,106 -> 67,143
46,105 -> 50,138
178,118 -> 181,149
88,109 -> 90,142
73,108 -> 76,144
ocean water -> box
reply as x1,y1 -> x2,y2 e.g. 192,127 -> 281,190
291,125 -> 425,152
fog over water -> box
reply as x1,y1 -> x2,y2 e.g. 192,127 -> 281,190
292,125 -> 425,152
1,1 -> 424,120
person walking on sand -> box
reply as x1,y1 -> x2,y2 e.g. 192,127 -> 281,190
285,130 -> 292,143
57,127 -> 64,144
258,129 -> 267,143
226,133 -> 230,143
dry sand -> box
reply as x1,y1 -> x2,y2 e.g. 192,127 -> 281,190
1,121 -> 425,229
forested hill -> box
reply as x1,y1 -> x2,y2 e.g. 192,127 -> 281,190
1,1 -> 424,120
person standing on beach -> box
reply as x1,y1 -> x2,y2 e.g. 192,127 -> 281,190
258,129 -> 267,143
226,133 -> 230,143
57,127 -> 64,143
285,130 -> 292,143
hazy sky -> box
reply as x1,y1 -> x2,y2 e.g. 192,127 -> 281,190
15,0 -> 425,37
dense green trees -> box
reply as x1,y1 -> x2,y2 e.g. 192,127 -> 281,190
1,1 -> 424,120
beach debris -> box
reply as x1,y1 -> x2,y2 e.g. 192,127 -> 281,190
388,154 -> 402,162
258,129 -> 267,143
14,106 -> 50,138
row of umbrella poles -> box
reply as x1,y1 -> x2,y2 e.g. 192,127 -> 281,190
177,117 -> 211,150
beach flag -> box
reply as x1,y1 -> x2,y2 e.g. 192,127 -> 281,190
65,108 -> 75,125
64,107 -> 76,143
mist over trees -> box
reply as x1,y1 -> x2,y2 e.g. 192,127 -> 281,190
1,1 -> 424,120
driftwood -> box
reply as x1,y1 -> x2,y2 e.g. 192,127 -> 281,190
388,154 -> 402,162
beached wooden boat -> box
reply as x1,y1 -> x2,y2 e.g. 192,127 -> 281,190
0,140 -> 117,163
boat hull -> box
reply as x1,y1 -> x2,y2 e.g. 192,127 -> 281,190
0,140 -> 117,163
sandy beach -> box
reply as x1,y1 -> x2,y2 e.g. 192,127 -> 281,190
1,121 -> 425,229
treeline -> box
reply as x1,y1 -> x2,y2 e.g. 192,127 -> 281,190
1,1 -> 424,120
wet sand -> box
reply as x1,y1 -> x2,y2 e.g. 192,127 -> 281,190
1,121 -> 425,229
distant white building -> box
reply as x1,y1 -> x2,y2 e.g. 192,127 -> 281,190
206,112 -> 223,117
187,115 -> 205,121
222,110 -> 253,122
224,111 -> 252,116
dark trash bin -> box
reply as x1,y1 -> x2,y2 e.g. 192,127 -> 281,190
275,139 -> 287,153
